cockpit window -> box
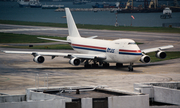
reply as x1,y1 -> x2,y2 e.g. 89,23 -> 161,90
128,42 -> 136,45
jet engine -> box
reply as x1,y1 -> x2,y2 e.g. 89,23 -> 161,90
69,58 -> 81,66
156,51 -> 166,59
33,55 -> 45,63
140,55 -> 151,63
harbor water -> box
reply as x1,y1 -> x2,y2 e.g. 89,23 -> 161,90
0,1 -> 180,27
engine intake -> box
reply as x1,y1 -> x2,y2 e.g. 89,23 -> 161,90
140,55 -> 151,63
156,51 -> 166,59
69,58 -> 81,66
33,55 -> 45,63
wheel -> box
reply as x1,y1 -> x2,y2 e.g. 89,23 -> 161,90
92,63 -> 98,68
84,64 -> 91,68
103,63 -> 109,68
128,66 -> 133,71
131,67 -> 133,71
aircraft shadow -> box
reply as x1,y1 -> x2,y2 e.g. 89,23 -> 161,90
35,62 -> 169,73
33,62 -> 173,73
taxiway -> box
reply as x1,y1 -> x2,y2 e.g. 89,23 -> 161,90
0,24 -> 180,95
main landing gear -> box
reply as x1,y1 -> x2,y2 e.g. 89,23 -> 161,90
103,62 -> 109,68
84,60 -> 92,68
84,60 -> 134,71
84,60 -> 99,68
116,63 -> 134,71
84,60 -> 110,68
128,63 -> 133,71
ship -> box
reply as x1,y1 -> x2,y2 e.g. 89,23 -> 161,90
18,0 -> 42,8
42,4 -> 64,9
160,7 -> 172,19
29,0 -> 42,8
18,0 -> 30,7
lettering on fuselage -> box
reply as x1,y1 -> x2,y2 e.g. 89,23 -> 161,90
106,48 -> 115,53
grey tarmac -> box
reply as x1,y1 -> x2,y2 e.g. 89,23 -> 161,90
0,24 -> 180,95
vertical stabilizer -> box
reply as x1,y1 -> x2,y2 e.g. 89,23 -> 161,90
65,8 -> 81,37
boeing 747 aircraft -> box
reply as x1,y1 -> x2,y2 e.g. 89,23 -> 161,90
2,8 -> 174,71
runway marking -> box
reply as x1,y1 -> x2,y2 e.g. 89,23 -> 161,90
0,28 -> 68,32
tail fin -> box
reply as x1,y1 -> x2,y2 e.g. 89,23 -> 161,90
65,8 -> 81,37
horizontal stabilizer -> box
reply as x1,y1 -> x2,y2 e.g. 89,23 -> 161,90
37,37 -> 70,43
87,36 -> 98,39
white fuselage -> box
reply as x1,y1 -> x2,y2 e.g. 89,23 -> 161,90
67,36 -> 142,63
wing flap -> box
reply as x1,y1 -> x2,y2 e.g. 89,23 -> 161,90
141,45 -> 174,53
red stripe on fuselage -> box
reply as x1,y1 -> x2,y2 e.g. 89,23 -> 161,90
119,49 -> 141,53
71,44 -> 106,50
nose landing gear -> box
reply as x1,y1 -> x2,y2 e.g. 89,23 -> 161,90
128,63 -> 133,71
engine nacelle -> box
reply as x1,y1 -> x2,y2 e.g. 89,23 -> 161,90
140,55 -> 151,63
33,55 -> 45,64
69,58 -> 81,66
156,51 -> 166,59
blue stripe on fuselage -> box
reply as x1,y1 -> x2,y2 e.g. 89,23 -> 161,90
72,46 -> 106,52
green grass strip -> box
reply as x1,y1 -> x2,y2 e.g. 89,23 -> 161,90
0,32 -> 72,49
148,51 -> 180,62
0,20 -> 67,28
0,32 -> 66,43
0,20 -> 180,33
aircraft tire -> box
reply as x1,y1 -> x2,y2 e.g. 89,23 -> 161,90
84,64 -> 91,68
103,63 -> 109,68
92,64 -> 98,68
128,66 -> 133,71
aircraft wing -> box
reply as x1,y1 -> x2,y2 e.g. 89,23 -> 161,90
2,50 -> 69,57
2,50 -> 106,60
141,45 -> 174,54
